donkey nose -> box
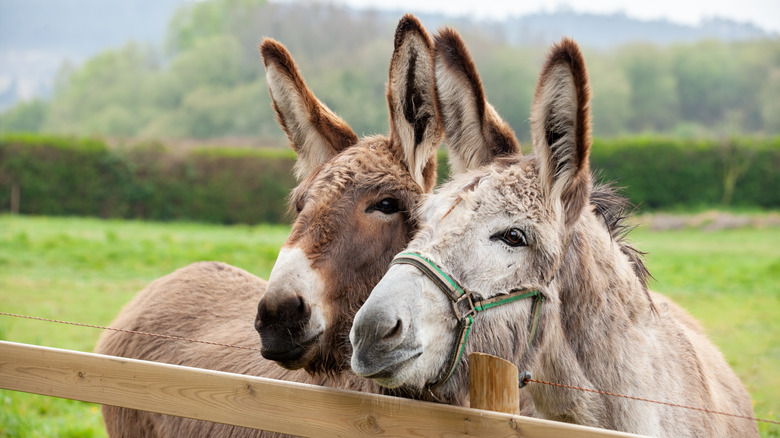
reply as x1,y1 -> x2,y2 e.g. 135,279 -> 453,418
351,309 -> 407,352
256,291 -> 311,334
381,318 -> 404,341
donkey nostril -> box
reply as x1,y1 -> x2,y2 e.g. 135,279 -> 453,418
383,319 -> 403,340
256,292 -> 311,330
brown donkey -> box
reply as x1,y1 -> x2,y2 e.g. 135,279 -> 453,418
97,15 -> 449,437
351,32 -> 758,437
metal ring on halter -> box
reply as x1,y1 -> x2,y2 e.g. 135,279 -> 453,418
390,252 -> 543,389
518,371 -> 532,388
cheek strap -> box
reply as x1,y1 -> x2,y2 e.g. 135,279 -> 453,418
390,252 -> 543,389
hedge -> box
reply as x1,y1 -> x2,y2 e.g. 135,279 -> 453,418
0,134 -> 296,224
589,137 -> 780,210
0,134 -> 778,225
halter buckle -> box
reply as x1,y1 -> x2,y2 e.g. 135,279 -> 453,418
452,291 -> 477,322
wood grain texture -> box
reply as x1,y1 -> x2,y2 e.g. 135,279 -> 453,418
469,352 -> 520,415
0,341 -> 646,438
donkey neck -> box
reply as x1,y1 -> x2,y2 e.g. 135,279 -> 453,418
529,212 -> 656,427
558,212 -> 652,336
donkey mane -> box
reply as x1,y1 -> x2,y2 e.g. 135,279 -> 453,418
288,137 -> 425,218
588,182 -> 650,290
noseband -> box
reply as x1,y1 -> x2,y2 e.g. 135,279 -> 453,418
390,252 -> 543,389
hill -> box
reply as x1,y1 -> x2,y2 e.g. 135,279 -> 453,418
0,0 -> 187,108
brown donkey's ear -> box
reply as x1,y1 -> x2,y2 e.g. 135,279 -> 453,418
530,38 -> 592,227
260,39 -> 358,181
386,14 -> 443,192
434,27 -> 520,174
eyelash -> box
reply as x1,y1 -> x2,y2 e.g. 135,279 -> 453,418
490,228 -> 528,247
366,198 -> 400,215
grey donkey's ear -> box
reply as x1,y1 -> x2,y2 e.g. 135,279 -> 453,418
386,14 -> 443,193
434,27 -> 520,174
530,37 -> 592,227
260,39 -> 358,181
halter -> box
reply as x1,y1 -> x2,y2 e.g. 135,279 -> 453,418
390,252 -> 543,389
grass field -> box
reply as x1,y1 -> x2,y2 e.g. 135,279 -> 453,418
0,214 -> 778,437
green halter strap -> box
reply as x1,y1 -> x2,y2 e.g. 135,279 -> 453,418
390,252 -> 544,389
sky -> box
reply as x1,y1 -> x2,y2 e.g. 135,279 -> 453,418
325,0 -> 780,34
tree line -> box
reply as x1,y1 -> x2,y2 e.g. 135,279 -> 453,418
1,0 -> 779,141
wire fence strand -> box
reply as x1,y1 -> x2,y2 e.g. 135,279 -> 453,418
521,375 -> 779,426
0,311 -> 262,352
2,311 -> 778,427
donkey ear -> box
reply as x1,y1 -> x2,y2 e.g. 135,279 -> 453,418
530,38 -> 592,227
260,39 -> 358,181
386,14 -> 443,192
434,27 -> 520,174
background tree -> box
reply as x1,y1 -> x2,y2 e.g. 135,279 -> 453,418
1,0 -> 779,140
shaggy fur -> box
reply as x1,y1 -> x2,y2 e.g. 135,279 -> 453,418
351,35 -> 758,437
96,15 -> 455,437
253,13 -> 442,375
273,137 -> 429,374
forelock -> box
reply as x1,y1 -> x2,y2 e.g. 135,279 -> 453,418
289,136 -> 425,216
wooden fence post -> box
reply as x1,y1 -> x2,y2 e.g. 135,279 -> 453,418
469,352 -> 520,415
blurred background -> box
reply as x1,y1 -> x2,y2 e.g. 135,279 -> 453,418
2,0 -> 779,140
1,0 -> 780,222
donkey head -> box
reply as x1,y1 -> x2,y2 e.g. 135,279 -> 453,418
350,35 -> 591,394
255,15 -> 443,374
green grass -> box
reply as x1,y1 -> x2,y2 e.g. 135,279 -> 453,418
0,215 -> 289,437
0,215 -> 778,436
632,227 -> 780,436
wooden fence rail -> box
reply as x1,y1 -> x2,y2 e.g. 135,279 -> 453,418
0,341 -> 643,437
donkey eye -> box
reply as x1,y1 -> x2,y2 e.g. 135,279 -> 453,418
492,228 -> 527,247
367,198 -> 400,215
